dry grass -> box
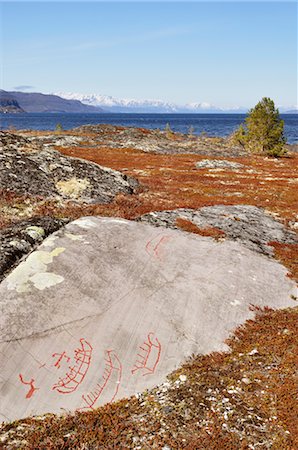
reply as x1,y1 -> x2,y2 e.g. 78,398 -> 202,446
176,217 -> 226,240
0,189 -> 43,229
57,145 -> 298,223
268,242 -> 298,281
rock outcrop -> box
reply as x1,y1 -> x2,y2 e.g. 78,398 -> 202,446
0,132 -> 139,202
139,205 -> 298,256
72,124 -> 246,156
196,159 -> 244,170
0,91 -> 25,114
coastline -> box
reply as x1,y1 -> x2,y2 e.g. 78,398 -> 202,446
0,112 -> 297,144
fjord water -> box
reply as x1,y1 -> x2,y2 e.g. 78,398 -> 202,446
0,113 -> 297,143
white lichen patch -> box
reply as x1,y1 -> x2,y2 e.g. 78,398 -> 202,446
98,218 -> 128,224
29,272 -> 64,290
52,136 -> 83,147
25,226 -> 45,241
6,247 -> 65,293
55,177 -> 90,199
64,232 -> 89,244
42,235 -> 58,248
74,217 -> 100,229
65,232 -> 85,241
230,299 -> 241,306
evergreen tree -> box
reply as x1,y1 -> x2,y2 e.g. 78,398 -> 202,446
234,98 -> 286,156
188,125 -> 195,137
232,123 -> 246,148
165,122 -> 172,132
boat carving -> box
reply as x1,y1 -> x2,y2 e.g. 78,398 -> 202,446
79,350 -> 122,410
52,338 -> 93,394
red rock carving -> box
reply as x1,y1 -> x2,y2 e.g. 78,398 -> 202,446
19,374 -> 39,399
52,351 -> 71,369
131,332 -> 161,376
146,234 -> 171,260
52,338 -> 92,394
80,350 -> 122,411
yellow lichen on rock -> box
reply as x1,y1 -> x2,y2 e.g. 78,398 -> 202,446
55,177 -> 90,199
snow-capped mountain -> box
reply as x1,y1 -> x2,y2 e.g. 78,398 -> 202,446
54,92 -> 179,112
53,92 -> 245,113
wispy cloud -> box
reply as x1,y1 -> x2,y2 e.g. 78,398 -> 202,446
5,27 -> 191,67
70,27 -> 191,52
13,85 -> 35,91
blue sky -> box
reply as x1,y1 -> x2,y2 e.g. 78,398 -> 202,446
1,1 -> 297,107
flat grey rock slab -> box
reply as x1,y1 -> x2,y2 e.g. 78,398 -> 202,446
0,217 -> 296,422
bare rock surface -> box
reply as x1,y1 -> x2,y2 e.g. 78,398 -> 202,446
71,124 -> 247,156
0,131 -> 41,152
0,131 -> 139,202
0,217 -> 296,422
196,159 -> 244,170
26,134 -> 85,148
139,205 -> 298,255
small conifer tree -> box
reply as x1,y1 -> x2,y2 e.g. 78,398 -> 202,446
232,124 -> 246,148
188,125 -> 195,137
165,122 -> 173,138
233,97 -> 286,156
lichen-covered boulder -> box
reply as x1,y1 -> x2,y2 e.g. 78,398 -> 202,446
0,132 -> 139,203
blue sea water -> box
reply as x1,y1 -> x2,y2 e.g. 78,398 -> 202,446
0,113 -> 297,144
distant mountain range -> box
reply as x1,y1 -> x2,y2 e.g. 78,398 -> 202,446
285,109 -> 298,114
1,89 -> 296,114
54,92 -> 298,114
0,90 -> 104,113
54,92 -> 247,113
